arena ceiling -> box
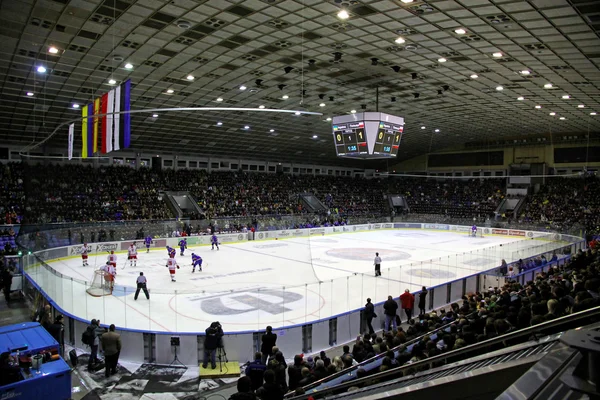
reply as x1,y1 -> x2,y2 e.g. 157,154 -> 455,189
0,0 -> 599,166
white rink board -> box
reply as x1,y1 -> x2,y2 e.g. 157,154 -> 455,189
34,229 -> 560,333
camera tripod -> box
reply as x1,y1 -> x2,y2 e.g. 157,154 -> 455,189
169,345 -> 185,368
217,346 -> 228,373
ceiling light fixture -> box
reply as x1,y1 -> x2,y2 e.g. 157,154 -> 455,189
312,135 -> 318,139
470,74 -> 478,79
520,70 -> 530,75
517,97 -> 525,101
152,114 -> 159,118
282,95 -> 289,99
562,95 -> 570,99
216,97 -> 223,102
166,89 -> 174,94
492,52 -> 503,58
435,129 -> 440,132
48,46 -> 59,54
496,86 -> 504,91
337,9 -> 349,19
37,66 -> 46,73
319,103 -> 326,107
186,74 -> 194,80
578,104 -> 585,108
421,126 -> 426,129
549,112 -> 556,116
535,105 -> 542,109
258,105 -> 265,109
125,63 -> 133,70
244,125 -> 250,130
239,85 -> 247,91
559,117 -> 566,120
544,83 -> 553,89
401,0 -> 414,3
326,117 -> 332,121
394,37 -> 405,44
216,121 -> 222,126
454,28 -> 466,34
591,112 -> 597,116
350,109 -> 356,114
108,79 -> 117,85
26,92 -> 34,96
438,57 -> 447,63
294,111 -> 301,116
72,103 -> 79,109
270,129 -> 274,132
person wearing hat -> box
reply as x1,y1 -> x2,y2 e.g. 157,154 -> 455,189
364,298 -> 376,334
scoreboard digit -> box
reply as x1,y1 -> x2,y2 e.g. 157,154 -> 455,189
333,125 -> 347,155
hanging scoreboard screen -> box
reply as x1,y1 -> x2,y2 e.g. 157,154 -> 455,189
332,112 -> 405,159
333,121 -> 368,156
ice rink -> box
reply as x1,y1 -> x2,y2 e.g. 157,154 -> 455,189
34,229 -> 560,333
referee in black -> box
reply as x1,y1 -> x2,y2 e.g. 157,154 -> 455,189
134,272 -> 150,300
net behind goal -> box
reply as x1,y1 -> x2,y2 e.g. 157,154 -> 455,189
86,270 -> 112,297
469,229 -> 484,238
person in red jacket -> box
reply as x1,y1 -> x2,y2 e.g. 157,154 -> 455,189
399,289 -> 415,323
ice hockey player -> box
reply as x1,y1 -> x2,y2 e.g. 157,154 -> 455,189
103,261 -> 116,293
128,242 -> 138,267
211,234 -> 219,251
166,256 -> 180,282
167,246 -> 176,258
107,250 -> 117,269
179,238 -> 187,256
81,243 -> 89,267
144,235 -> 153,253
191,253 -> 203,273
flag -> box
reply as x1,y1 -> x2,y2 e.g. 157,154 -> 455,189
113,84 -> 121,151
68,123 -> 74,160
123,79 -> 131,148
87,102 -> 94,156
93,98 -> 100,153
81,105 -> 89,158
101,92 -> 109,153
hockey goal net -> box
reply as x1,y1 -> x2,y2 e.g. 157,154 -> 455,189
86,270 -> 112,297
469,229 -> 484,238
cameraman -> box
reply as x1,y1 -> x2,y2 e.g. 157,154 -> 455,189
202,322 -> 223,369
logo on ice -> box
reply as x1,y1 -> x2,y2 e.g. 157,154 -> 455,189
199,289 -> 303,315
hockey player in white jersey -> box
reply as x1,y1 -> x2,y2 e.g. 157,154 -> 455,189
166,256 -> 180,282
107,251 -> 117,269
128,243 -> 138,267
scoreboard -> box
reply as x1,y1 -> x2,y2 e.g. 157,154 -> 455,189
332,112 -> 404,159
333,121 -> 368,156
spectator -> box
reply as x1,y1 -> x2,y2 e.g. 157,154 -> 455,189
319,350 -> 331,368
86,319 -> 102,371
246,352 -> 266,391
101,324 -> 121,377
230,376 -> 257,400
256,369 -> 284,400
400,289 -> 415,323
261,326 -> 277,364
1,267 -> 12,305
364,298 -> 375,334
418,287 -> 427,316
267,351 -> 287,393
383,295 -> 398,332
47,315 -> 65,358
288,354 -> 304,391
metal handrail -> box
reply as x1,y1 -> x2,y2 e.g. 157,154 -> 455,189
289,310 -> 478,396
293,305 -> 600,399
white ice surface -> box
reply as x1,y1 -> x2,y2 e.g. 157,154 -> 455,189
32,230 -> 559,333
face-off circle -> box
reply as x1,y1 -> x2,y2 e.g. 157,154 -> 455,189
406,268 -> 456,279
326,248 -> 411,261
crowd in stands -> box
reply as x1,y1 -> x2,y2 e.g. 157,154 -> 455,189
519,175 -> 600,235
1,162 -> 599,239
228,246 -> 599,399
0,227 -> 18,256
